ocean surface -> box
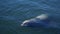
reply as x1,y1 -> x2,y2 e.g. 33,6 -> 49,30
0,0 -> 60,34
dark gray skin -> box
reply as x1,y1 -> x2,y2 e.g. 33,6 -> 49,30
22,18 -> 50,28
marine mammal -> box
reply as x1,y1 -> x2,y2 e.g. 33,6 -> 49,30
21,14 -> 60,29
21,14 -> 50,27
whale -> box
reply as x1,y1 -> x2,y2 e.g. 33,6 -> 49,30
21,14 -> 60,29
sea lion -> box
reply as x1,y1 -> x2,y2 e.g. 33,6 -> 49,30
21,14 -> 50,27
21,14 -> 60,29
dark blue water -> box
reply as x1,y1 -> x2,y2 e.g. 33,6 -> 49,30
0,0 -> 60,34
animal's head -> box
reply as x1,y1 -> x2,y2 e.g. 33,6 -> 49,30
21,20 -> 31,27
